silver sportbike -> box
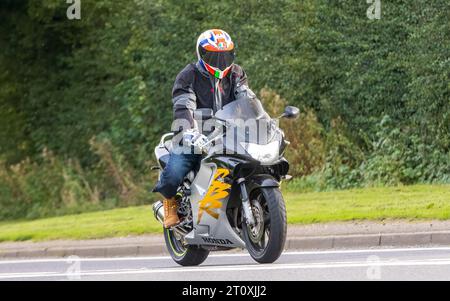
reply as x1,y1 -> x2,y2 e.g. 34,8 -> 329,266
152,95 -> 299,265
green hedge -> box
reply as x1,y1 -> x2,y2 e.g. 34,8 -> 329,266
0,0 -> 448,219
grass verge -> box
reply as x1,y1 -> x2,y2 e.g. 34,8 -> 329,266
0,184 -> 449,242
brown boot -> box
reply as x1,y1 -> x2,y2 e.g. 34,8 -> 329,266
163,197 -> 180,228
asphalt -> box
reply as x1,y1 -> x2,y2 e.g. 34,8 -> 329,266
1,246 -> 450,280
2,221 -> 450,258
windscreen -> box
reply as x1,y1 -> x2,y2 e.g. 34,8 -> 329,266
215,96 -> 269,121
213,96 -> 279,146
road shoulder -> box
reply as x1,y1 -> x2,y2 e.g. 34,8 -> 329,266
1,220 -> 450,259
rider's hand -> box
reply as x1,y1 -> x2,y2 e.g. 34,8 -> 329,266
182,129 -> 208,153
191,133 -> 208,151
182,129 -> 198,145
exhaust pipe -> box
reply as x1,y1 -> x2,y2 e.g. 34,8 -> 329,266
152,200 -> 164,225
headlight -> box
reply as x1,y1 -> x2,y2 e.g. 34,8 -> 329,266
240,141 -> 279,164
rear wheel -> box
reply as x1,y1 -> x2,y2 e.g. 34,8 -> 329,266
242,187 -> 287,263
163,227 -> 209,266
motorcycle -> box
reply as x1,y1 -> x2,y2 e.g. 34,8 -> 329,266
152,95 -> 299,266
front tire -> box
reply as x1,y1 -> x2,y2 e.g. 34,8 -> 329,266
163,228 -> 209,266
242,187 -> 287,263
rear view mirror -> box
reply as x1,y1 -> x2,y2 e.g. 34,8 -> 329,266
193,108 -> 214,120
280,106 -> 300,119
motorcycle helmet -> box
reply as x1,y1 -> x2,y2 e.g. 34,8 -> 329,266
196,29 -> 235,79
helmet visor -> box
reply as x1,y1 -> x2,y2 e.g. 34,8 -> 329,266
199,46 -> 235,71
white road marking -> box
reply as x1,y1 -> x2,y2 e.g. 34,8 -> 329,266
1,257 -> 450,279
1,246 -> 450,265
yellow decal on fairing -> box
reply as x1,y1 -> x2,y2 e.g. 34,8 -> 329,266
197,168 -> 231,223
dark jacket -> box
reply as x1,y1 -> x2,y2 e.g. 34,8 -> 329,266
172,62 -> 254,129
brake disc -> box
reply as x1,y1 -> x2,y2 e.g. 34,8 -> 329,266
247,199 -> 265,244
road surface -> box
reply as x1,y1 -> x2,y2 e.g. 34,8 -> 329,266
1,247 -> 450,281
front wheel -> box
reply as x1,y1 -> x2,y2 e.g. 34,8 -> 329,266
242,187 -> 287,263
163,228 -> 209,266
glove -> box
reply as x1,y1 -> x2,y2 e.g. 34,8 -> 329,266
182,129 -> 209,153
192,133 -> 208,149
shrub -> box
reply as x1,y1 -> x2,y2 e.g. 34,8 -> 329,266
260,88 -> 326,177
0,141 -> 157,221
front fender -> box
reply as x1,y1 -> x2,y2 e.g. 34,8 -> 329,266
245,174 -> 280,196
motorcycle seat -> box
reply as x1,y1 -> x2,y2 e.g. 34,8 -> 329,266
164,140 -> 172,152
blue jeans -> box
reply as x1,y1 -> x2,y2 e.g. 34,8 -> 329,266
153,153 -> 202,199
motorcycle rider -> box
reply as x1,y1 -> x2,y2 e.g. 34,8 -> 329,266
153,29 -> 258,228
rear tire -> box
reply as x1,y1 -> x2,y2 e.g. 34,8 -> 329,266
163,228 -> 209,266
242,187 -> 287,264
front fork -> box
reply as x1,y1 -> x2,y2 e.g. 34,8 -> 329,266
237,178 -> 256,226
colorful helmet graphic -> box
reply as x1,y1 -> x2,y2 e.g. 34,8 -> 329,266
196,29 -> 235,79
